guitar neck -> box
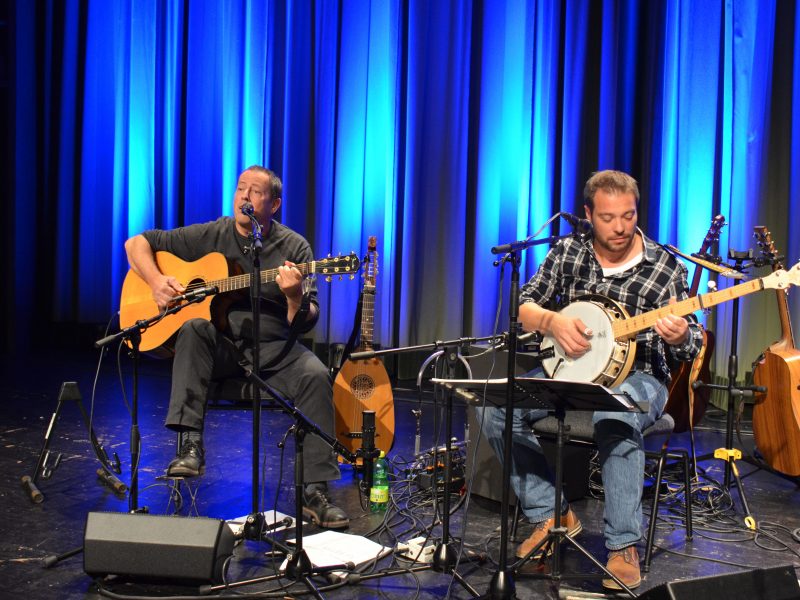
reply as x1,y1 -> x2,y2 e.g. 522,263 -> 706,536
612,278 -> 764,339
775,285 -> 796,349
359,286 -> 375,350
203,261 -> 319,294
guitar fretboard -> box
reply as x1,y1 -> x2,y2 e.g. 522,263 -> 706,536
612,278 -> 765,339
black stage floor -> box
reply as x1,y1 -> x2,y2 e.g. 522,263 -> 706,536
2,347 -> 799,599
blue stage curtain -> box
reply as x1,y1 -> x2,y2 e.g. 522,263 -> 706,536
10,0 -> 800,369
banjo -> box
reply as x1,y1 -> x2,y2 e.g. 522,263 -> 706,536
540,260 -> 800,388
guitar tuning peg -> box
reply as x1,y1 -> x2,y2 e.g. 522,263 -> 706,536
325,276 -> 332,283
350,274 -> 355,280
338,275 -> 343,280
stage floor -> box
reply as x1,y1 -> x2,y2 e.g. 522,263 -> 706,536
1,347 -> 799,599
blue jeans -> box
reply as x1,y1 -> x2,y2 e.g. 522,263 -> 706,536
476,370 -> 668,550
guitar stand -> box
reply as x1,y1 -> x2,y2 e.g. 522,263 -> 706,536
22,381 -> 124,504
693,249 -> 765,531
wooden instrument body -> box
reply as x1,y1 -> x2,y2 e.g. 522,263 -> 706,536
751,225 -> 800,475
753,349 -> 800,476
119,252 -> 227,356
665,327 -> 714,432
333,357 -> 395,457
332,237 -> 395,459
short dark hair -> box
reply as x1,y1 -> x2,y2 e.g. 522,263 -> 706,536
245,165 -> 282,201
583,170 -> 639,210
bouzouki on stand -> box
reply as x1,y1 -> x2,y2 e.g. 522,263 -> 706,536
665,215 -> 727,433
751,227 -> 800,477
333,236 -> 395,464
119,251 -> 361,356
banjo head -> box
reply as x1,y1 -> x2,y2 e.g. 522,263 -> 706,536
540,296 -> 634,387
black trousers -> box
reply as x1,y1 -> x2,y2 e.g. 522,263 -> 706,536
166,318 -> 340,483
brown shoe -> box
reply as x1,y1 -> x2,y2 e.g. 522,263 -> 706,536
516,508 -> 582,559
602,545 -> 641,590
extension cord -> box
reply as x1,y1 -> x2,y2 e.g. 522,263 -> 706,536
396,536 -> 436,563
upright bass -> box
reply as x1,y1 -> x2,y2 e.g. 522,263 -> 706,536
333,237 -> 395,462
751,226 -> 800,476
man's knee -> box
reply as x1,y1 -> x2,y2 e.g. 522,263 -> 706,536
176,318 -> 217,343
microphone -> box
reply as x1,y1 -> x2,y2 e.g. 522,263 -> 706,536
240,201 -> 255,216
96,468 -> 127,494
560,212 -> 593,234
361,411 -> 376,493
170,285 -> 219,303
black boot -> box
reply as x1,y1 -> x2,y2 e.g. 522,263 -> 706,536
167,430 -> 205,477
302,482 -> 349,529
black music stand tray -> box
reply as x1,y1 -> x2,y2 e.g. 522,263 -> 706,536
434,376 -> 644,598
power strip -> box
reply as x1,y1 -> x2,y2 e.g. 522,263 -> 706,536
396,536 -> 436,563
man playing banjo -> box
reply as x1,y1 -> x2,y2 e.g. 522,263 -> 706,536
479,170 -> 702,590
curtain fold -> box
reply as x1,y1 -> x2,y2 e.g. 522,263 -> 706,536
9,0 -> 800,374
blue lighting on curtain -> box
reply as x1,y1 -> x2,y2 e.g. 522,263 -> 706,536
12,0 -> 799,363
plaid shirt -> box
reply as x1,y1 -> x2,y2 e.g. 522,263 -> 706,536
520,230 -> 703,384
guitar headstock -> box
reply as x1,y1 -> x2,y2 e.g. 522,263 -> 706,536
364,235 -> 378,288
318,252 -> 361,282
762,261 -> 800,290
702,215 -> 727,249
753,225 -> 785,270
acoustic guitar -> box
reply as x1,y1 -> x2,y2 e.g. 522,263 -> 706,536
665,215 -> 726,433
119,251 -> 360,356
751,227 -> 800,476
333,236 -> 395,462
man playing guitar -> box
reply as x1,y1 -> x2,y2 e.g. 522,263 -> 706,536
479,170 -> 702,589
124,165 -> 348,529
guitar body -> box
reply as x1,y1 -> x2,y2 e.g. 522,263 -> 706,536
119,252 -> 228,356
665,327 -> 715,433
752,349 -> 800,476
751,226 -> 800,476
333,358 -> 395,457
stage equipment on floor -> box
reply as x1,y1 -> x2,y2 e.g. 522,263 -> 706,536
351,335 -> 515,596
636,564 -> 800,600
692,248 -> 769,531
22,381 -> 123,503
435,376 -> 644,598
83,512 -> 235,584
95,290 -> 215,513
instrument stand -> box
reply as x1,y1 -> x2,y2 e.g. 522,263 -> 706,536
22,382 -> 124,504
693,249 -> 765,530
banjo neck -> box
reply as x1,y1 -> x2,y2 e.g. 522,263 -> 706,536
612,277 -> 767,340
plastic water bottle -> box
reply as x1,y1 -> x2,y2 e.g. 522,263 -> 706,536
369,451 -> 389,512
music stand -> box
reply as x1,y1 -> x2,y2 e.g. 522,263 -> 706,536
434,376 -> 644,598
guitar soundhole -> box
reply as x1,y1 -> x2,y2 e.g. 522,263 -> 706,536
351,374 -> 375,400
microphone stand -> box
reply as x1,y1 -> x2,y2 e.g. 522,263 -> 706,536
94,293 -> 215,513
486,231 -> 576,599
351,334 -> 507,596
243,208 -> 264,514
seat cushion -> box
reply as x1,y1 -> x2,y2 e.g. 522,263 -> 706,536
531,411 -> 674,441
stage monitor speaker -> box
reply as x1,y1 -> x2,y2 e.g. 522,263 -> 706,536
84,512 -> 235,584
637,565 -> 800,600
